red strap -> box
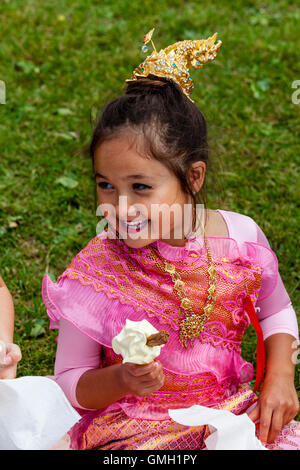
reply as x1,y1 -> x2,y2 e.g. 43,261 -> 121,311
242,294 -> 265,393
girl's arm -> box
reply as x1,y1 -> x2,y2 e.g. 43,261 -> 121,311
55,318 -> 164,410
248,333 -> 299,444
0,275 -> 22,378
0,275 -> 14,342
76,360 -> 163,410
247,222 -> 299,444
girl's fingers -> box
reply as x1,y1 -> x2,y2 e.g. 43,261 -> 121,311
258,405 -> 273,445
268,409 -> 283,443
139,373 -> 165,396
6,343 -> 22,363
0,343 -> 22,367
0,341 -> 7,365
247,403 -> 260,423
125,362 -> 153,376
137,367 -> 164,385
0,342 -> 15,367
283,402 -> 299,427
3,355 -> 13,365
127,361 -> 161,377
122,361 -> 164,396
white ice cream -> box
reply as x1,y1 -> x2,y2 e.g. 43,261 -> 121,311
112,319 -> 164,364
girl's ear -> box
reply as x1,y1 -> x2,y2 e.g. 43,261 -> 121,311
188,161 -> 206,193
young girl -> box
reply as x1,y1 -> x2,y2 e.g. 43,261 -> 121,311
0,274 -> 22,379
42,33 -> 300,450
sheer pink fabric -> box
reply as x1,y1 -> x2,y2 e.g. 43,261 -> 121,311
42,210 -> 299,411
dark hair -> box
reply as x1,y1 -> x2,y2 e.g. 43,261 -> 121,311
89,75 -> 211,232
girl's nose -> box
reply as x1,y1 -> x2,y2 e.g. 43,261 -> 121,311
127,204 -> 141,219
116,196 -> 146,221
116,195 -> 136,219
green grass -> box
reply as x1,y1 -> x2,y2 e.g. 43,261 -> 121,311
0,0 -> 299,417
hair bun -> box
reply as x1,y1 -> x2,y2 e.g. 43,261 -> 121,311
125,75 -> 175,96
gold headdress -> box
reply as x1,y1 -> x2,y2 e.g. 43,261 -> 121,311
126,28 -> 222,102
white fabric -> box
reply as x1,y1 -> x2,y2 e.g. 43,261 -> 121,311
169,405 -> 267,450
0,376 -> 80,450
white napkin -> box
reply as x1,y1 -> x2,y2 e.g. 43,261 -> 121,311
169,405 -> 267,450
0,376 -> 81,450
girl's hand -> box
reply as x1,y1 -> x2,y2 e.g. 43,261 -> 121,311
248,373 -> 300,445
0,341 -> 22,379
119,360 -> 164,397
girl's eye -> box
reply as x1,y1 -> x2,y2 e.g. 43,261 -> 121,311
133,183 -> 152,191
97,182 -> 113,190
97,182 -> 152,191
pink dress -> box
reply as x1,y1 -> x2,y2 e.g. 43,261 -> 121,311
42,209 -> 300,450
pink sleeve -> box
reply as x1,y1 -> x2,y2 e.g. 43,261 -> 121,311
54,317 -> 102,410
254,221 -> 299,341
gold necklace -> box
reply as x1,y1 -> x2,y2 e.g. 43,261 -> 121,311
149,229 -> 217,349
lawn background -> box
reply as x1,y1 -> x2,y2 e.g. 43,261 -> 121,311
0,0 -> 299,417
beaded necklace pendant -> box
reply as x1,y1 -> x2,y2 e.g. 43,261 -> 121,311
149,232 -> 217,349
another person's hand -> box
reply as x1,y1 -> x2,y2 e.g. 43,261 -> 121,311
119,360 -> 164,397
0,341 -> 22,379
248,373 -> 300,445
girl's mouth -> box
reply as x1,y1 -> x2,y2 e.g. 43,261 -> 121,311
119,219 -> 149,233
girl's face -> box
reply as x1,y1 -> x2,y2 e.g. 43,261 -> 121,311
93,131 -> 199,249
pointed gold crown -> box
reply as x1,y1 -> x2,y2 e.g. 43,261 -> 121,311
126,28 -> 222,102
